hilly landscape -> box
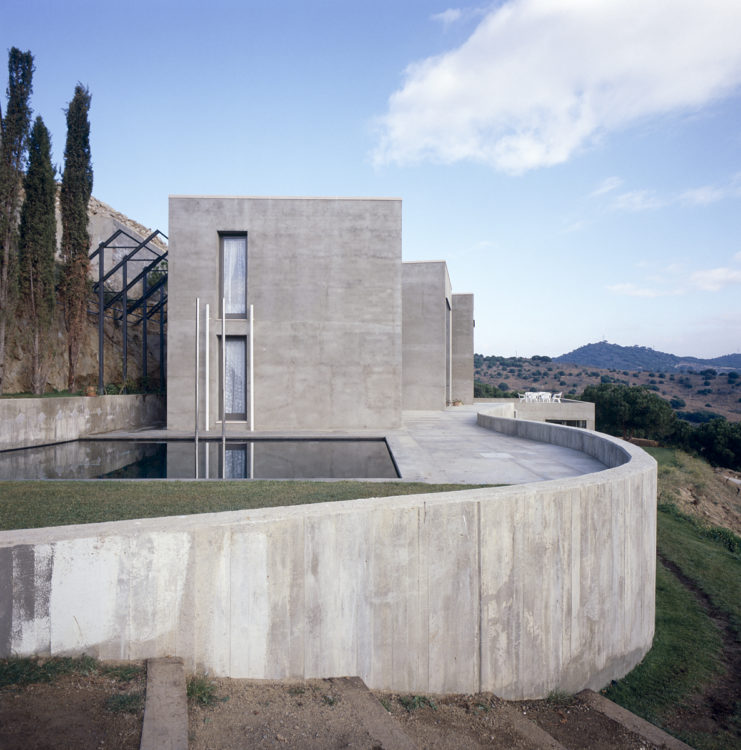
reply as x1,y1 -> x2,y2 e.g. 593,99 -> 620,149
475,345 -> 741,423
554,341 -> 741,372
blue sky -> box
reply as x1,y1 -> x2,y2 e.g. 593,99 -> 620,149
4,0 -> 741,358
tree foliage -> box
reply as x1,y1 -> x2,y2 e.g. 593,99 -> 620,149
581,382 -> 676,440
0,47 -> 34,393
60,84 -> 92,390
18,116 -> 56,394
581,382 -> 741,471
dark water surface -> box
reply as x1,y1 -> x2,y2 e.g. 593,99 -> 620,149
0,439 -> 399,480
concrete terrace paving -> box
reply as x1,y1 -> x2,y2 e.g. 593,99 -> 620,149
98,405 -> 606,484
387,406 -> 605,484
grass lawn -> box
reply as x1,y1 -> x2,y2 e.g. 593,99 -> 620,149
605,446 -> 741,750
0,480 -> 488,531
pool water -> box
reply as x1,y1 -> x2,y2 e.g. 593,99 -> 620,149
0,438 -> 400,480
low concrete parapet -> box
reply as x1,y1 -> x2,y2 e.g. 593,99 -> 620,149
477,409 -> 629,467
0,413 -> 655,700
0,394 -> 164,451
475,398 -> 595,429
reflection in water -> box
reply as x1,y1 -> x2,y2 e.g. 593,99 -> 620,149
0,439 -> 398,480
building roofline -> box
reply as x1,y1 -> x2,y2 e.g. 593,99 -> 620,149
169,195 -> 402,201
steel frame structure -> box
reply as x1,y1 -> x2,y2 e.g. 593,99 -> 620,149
89,229 -> 168,394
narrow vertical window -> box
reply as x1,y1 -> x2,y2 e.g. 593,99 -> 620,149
223,336 -> 246,419
221,233 -> 247,317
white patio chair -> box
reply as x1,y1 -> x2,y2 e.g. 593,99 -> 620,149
552,392 -> 562,403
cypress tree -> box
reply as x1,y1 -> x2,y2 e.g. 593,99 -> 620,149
18,116 -> 56,394
60,84 -> 92,390
0,48 -> 34,394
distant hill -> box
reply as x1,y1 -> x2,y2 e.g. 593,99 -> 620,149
555,342 -> 741,372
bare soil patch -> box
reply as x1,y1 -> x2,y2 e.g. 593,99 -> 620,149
188,678 -> 663,750
0,668 -> 145,749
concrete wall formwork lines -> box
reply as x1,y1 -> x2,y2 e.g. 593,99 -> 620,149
0,421 -> 656,699
0,395 -> 165,452
401,261 -> 450,410
451,293 -> 474,404
167,196 -> 402,432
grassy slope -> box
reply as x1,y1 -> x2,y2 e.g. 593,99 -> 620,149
0,480 -> 486,531
605,448 -> 741,750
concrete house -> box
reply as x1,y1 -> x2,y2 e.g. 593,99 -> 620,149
167,196 -> 473,432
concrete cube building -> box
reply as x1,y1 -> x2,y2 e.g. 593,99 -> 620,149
167,196 -> 473,432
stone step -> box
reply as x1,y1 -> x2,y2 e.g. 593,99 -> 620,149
143,664 -> 692,750
140,657 -> 188,750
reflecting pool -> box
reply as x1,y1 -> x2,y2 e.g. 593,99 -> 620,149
0,439 -> 399,480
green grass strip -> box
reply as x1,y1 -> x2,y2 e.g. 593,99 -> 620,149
603,561 -> 722,721
0,480 -> 487,531
606,505 -> 741,750
0,655 -> 98,688
657,504 -> 741,637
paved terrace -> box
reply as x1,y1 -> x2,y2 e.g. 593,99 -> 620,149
99,404 -> 606,484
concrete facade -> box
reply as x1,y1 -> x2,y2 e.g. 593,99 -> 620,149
452,294 -> 474,404
401,262 -> 451,410
0,416 -> 656,699
167,197 -> 403,432
167,197 -> 474,432
0,394 -> 164,452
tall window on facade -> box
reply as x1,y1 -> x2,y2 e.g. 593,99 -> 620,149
223,336 -> 247,420
221,233 -> 247,317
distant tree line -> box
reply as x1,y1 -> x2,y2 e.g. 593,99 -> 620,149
0,47 -> 92,394
581,383 -> 741,471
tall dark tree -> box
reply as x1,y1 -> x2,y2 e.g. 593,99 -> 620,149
18,116 -> 56,394
0,48 -> 34,393
60,83 -> 92,390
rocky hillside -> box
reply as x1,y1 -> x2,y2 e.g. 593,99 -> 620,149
475,353 -> 741,422
555,341 -> 741,372
2,196 -> 165,395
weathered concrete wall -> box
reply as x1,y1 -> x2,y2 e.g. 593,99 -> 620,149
451,294 -> 474,404
402,262 -> 450,410
476,398 -> 596,430
0,395 -> 164,452
0,420 -> 655,699
168,197 -> 402,432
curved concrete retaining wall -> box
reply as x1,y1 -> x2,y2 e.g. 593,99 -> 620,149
0,416 -> 655,699
0,394 -> 164,452
475,398 -> 596,430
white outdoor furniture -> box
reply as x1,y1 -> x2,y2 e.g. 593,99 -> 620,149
552,392 -> 563,403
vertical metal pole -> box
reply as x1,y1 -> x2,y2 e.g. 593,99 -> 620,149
98,246 -> 105,394
205,303 -> 210,431
250,303 -> 254,432
221,296 -> 226,479
195,298 -> 200,439
195,298 -> 200,479
122,261 -> 128,388
159,286 -> 165,394
250,441 -> 254,480
142,272 -> 148,381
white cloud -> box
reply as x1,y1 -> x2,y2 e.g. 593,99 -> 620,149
374,0 -> 741,173
690,267 -> 741,291
680,186 -> 728,205
607,283 -> 682,298
604,177 -> 738,213
611,190 -> 666,212
734,251 -> 741,263
431,8 -> 463,26
590,176 -> 623,197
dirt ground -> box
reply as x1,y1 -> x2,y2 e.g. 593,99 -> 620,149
0,668 -> 145,750
1,670 -> 663,750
